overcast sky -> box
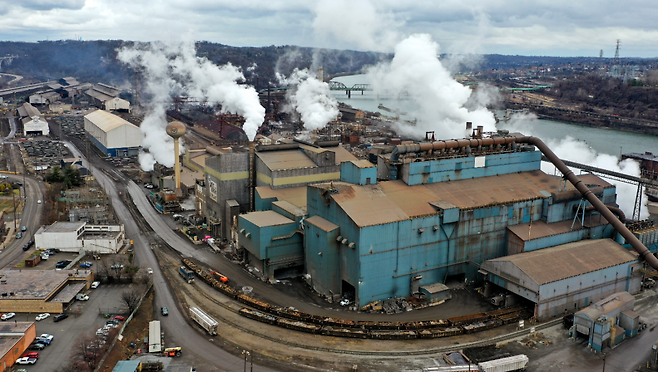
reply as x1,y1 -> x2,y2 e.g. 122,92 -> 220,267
1,0 -> 657,58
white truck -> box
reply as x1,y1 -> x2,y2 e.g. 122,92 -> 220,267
189,307 -> 218,336
76,294 -> 89,301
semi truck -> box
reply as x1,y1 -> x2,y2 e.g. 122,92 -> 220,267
189,306 -> 218,335
179,266 -> 195,283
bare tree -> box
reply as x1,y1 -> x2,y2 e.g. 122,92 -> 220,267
68,331 -> 110,372
121,288 -> 142,314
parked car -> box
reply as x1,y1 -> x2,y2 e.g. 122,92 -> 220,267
15,357 -> 37,365
55,260 -> 71,268
35,313 -> 50,321
15,232 -> 22,239
80,261 -> 92,268
53,313 -> 68,322
37,199 -> 41,204
113,315 -> 125,321
38,334 -> 54,343
21,352 -> 39,359
147,268 -> 153,274
21,226 -> 26,232
28,342 -> 45,350
22,244 -> 29,251
76,294 -> 89,301
110,264 -> 124,270
91,281 -> 100,289
161,307 -> 169,316
1,312 -> 15,320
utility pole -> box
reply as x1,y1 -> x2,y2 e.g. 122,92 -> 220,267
12,191 -> 16,230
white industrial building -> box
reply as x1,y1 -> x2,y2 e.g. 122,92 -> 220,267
17,103 -> 50,136
34,221 -> 126,254
84,109 -> 142,157
104,97 -> 130,112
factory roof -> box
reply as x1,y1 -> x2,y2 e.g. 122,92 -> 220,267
321,170 -> 604,227
272,200 -> 306,217
256,186 -> 307,208
508,216 -> 611,241
487,239 -> 637,285
84,109 -> 139,133
43,221 -> 86,233
306,215 -> 339,232
241,210 -> 294,228
17,102 -> 40,118
0,270 -> 91,300
258,149 -> 316,170
576,292 -> 634,322
349,160 -> 376,169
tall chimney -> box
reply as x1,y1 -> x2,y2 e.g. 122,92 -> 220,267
249,141 -> 255,211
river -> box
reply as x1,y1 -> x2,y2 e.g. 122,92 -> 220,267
330,74 -> 658,158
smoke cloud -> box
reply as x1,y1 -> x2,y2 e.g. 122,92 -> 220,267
278,69 -> 338,132
366,34 -> 497,140
506,113 -> 648,219
118,40 -> 264,171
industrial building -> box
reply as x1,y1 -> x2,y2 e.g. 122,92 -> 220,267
85,83 -> 130,111
234,129 -> 650,314
0,270 -> 93,313
34,221 -> 126,254
84,109 -> 142,157
0,322 -> 37,371
573,291 -> 640,351
480,239 -> 641,319
16,103 -> 50,136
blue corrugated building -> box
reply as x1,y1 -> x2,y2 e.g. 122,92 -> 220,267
238,132 -> 641,311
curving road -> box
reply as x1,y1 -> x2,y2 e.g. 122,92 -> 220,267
65,142 -> 275,372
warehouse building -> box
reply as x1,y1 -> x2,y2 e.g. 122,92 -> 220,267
34,221 -> 126,254
84,110 -> 142,157
480,239 -> 641,320
0,270 -> 93,313
0,322 -> 37,371
16,103 -> 50,136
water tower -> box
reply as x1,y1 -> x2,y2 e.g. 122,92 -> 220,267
166,121 -> 186,194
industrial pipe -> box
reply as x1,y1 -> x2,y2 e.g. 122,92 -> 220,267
389,134 -> 657,269
515,135 -> 658,269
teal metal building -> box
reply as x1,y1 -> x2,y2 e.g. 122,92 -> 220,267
238,132 -> 636,308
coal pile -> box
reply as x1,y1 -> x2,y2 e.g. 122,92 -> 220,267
23,140 -> 70,168
53,116 -> 85,136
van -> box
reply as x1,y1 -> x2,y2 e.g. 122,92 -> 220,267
90,281 -> 100,289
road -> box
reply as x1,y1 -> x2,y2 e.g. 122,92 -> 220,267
0,73 -> 23,85
65,142 -> 275,372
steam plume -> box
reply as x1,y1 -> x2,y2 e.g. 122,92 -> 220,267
278,69 -> 338,131
366,34 -> 496,139
118,41 -> 264,171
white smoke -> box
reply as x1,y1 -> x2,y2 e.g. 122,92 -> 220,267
312,0 -> 401,52
118,41 -> 264,171
366,34 -> 497,140
278,69 -> 338,131
507,113 -> 648,219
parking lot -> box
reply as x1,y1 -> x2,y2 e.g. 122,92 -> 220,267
7,282 -> 132,371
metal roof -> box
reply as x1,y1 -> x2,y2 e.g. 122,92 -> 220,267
0,269 -> 90,300
241,210 -> 294,228
272,200 -> 306,217
256,186 -> 307,207
43,221 -> 86,233
419,283 -> 449,294
84,109 -> 139,133
19,102 -> 40,118
350,160 -> 375,169
507,216 -> 611,242
576,292 -> 635,321
306,215 -> 339,232
322,170 -> 606,227
257,149 -> 316,171
487,239 -> 637,285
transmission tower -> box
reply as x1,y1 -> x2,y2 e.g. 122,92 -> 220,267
612,39 -> 622,79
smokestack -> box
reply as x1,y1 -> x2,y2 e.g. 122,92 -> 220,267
166,121 -> 186,195
317,66 -> 324,82
249,141 -> 255,211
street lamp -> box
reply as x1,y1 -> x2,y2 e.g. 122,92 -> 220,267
242,350 -> 252,372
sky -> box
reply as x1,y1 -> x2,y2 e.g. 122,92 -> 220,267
1,0 -> 657,58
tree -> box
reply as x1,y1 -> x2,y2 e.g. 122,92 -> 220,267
121,288 -> 142,314
47,166 -> 63,183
